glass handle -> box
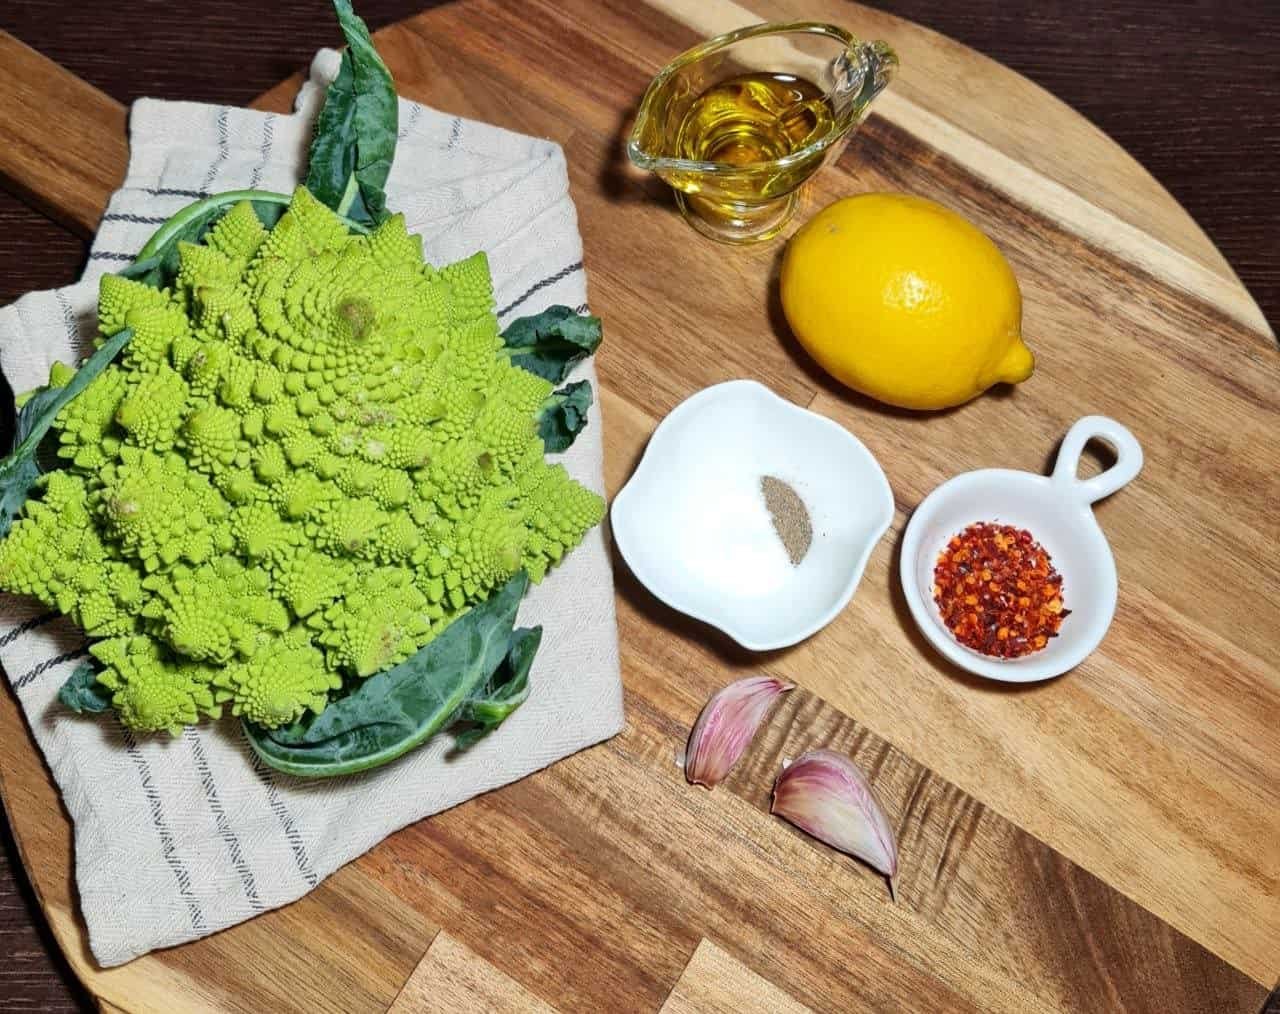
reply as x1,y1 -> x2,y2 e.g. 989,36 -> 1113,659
832,40 -> 899,114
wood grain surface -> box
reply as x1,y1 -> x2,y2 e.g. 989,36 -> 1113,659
0,1 -> 1277,1012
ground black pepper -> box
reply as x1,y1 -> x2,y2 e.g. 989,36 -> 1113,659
761,476 -> 811,565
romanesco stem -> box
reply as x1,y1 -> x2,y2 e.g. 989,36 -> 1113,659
335,175 -> 361,218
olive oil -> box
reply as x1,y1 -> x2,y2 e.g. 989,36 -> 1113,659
676,72 -> 833,167
628,24 -> 897,242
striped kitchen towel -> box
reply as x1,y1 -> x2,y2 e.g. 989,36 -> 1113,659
0,49 -> 623,967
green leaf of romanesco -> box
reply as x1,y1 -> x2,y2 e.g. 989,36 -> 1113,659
499,305 -> 602,383
536,379 -> 593,454
58,662 -> 113,715
451,624 -> 541,750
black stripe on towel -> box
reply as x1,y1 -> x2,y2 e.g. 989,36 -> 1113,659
201,108 -> 231,192
0,612 -> 58,649
142,187 -> 210,199
497,262 -> 584,318
247,113 -> 277,189
123,725 -> 207,933
186,729 -> 264,911
249,753 -> 319,888
12,645 -> 89,690
89,251 -> 136,262
397,102 -> 422,142
101,212 -> 169,226
54,290 -> 79,349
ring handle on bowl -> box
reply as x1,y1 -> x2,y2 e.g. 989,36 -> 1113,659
1051,415 -> 1143,505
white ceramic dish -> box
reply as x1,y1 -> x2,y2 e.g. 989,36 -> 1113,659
612,380 -> 894,651
900,415 -> 1142,682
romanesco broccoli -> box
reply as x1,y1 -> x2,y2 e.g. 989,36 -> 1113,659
0,187 -> 604,734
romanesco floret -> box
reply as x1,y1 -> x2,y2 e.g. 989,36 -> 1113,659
91,635 -> 221,735
54,367 -> 128,469
92,447 -> 231,572
141,558 -> 287,663
0,473 -> 148,637
311,566 -> 433,676
212,627 -> 337,728
204,198 -> 268,263
97,274 -> 170,337
274,549 -> 352,618
0,186 -> 604,733
114,364 -> 188,450
121,303 -> 189,374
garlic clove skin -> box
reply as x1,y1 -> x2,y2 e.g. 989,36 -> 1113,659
685,676 -> 794,788
771,748 -> 899,898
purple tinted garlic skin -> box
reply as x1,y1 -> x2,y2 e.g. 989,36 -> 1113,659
771,748 -> 899,899
685,676 -> 794,788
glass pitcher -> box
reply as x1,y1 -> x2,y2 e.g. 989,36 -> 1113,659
628,22 -> 898,244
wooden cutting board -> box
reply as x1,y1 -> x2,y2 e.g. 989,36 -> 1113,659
0,1 -> 1277,1011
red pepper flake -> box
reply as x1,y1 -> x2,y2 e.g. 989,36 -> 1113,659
932,522 -> 1069,659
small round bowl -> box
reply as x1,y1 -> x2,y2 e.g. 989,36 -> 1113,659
612,380 -> 894,650
900,416 -> 1142,682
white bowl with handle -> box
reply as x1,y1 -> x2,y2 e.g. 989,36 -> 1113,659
612,380 -> 894,651
900,416 -> 1143,682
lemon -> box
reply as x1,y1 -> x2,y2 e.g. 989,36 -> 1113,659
780,193 -> 1033,410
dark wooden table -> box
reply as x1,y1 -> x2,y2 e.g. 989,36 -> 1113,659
0,1 -> 1275,1010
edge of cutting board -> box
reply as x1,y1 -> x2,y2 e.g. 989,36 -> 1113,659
0,2 -> 1274,1010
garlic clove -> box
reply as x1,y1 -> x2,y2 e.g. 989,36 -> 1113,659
771,748 -> 899,899
685,676 -> 794,788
